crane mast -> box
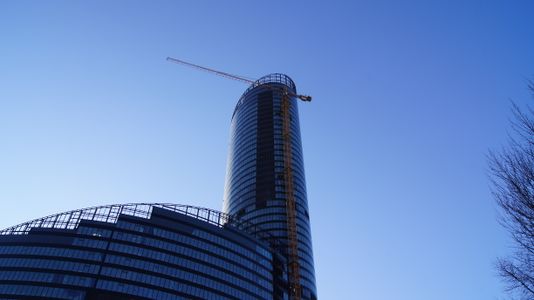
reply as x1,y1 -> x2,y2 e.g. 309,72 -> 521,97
167,57 -> 309,300
281,91 -> 302,299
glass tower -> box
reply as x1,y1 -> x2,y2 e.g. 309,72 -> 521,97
223,74 -> 317,299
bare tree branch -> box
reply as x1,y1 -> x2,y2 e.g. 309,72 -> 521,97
491,81 -> 534,299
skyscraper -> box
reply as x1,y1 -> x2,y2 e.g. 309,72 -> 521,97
223,74 -> 316,300
0,73 -> 316,300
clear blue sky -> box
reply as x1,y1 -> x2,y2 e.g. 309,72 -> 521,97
1,1 -> 534,299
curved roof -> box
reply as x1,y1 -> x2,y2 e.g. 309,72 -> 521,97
0,203 -> 230,235
240,73 -> 296,96
0,202 -> 283,251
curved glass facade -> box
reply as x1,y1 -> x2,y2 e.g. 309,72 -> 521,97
223,74 -> 317,299
0,204 -> 286,299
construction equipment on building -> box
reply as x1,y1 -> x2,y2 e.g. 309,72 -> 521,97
166,56 -> 310,300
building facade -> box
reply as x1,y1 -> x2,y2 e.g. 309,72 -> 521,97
0,73 -> 316,300
223,74 -> 316,299
0,203 -> 288,299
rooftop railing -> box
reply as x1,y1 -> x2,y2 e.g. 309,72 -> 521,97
232,73 -> 297,119
0,202 -> 284,252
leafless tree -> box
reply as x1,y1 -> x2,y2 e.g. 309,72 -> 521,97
490,81 -> 534,299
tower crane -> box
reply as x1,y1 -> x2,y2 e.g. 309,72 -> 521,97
166,57 -> 311,101
166,56 -> 310,299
